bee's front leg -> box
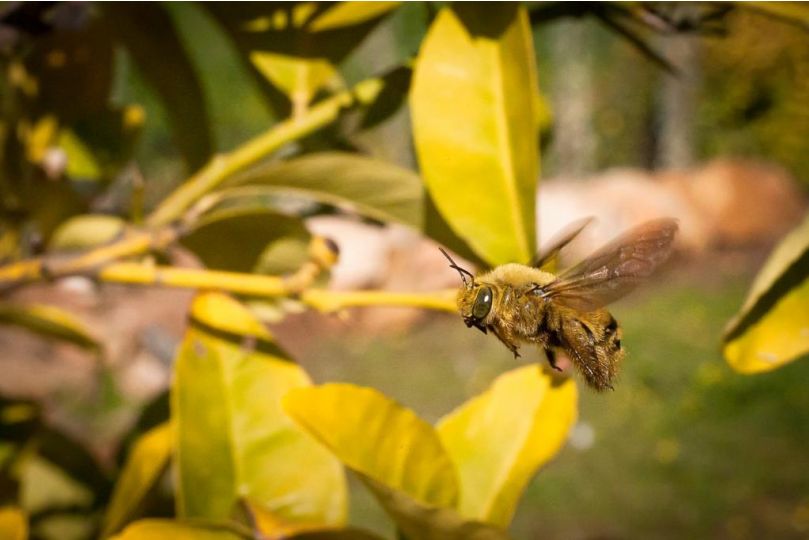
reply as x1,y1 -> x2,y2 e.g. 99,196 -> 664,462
544,348 -> 563,372
490,325 -> 521,358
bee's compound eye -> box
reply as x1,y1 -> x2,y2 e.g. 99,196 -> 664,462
472,286 -> 493,320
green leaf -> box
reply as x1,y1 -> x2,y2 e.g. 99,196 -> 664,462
284,385 -> 509,539
437,365 -> 577,526
227,152 -> 424,227
49,214 -> 126,251
112,519 -> 247,540
63,105 -> 146,183
173,293 -> 346,526
0,303 -> 99,351
0,506 -> 27,540
410,4 -> 540,266
723,213 -> 809,373
181,207 -> 310,273
102,4 -> 212,170
102,423 -> 172,538
35,425 -> 111,500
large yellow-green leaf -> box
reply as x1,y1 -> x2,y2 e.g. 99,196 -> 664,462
173,293 -> 345,526
437,366 -> 577,527
284,385 -> 509,539
112,520 -> 246,540
49,214 -> 126,251
227,152 -> 423,227
0,303 -> 99,351
410,4 -> 539,266
0,507 -> 27,540
723,213 -> 809,373
101,423 -> 172,538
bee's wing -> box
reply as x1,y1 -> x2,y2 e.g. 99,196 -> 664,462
539,218 -> 678,312
530,216 -> 595,270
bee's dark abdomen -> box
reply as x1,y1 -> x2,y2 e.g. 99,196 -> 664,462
560,309 -> 624,391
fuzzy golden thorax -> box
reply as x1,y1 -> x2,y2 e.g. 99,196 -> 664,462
456,263 -> 555,335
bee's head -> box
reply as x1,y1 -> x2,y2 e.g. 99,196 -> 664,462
439,248 -> 493,334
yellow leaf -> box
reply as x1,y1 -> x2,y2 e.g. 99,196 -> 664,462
411,4 -> 539,266
101,423 -> 172,538
308,2 -> 401,32
724,280 -> 809,373
50,214 -> 126,251
284,384 -> 512,538
437,365 -> 576,526
0,507 -> 27,540
250,53 -> 340,112
112,519 -> 244,540
724,213 -> 809,372
0,303 -> 99,351
284,384 -> 457,508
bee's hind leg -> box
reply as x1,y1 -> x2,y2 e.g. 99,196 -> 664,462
544,348 -> 563,372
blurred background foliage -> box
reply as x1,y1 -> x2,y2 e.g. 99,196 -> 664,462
0,2 -> 808,540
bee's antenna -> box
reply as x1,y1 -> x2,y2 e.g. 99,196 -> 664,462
439,247 -> 474,287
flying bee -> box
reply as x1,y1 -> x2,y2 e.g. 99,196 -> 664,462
440,218 -> 678,391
